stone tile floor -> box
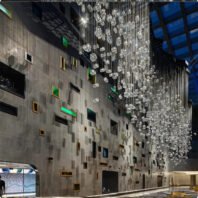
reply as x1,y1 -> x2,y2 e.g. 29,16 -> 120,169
3,187 -> 198,198
117,187 -> 198,198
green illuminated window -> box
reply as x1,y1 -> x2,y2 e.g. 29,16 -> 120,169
62,36 -> 69,48
52,86 -> 59,98
0,4 -> 12,19
111,86 -> 118,95
108,94 -> 113,102
61,106 -> 77,117
87,108 -> 96,123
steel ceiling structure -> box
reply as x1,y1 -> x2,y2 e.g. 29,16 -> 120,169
150,2 -> 198,104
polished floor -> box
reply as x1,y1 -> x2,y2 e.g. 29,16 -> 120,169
3,187 -> 198,198
116,187 -> 198,198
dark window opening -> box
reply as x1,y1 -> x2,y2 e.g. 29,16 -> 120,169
0,62 -> 25,98
92,141 -> 96,158
133,156 -> 137,164
32,101 -> 39,113
0,101 -> 17,116
39,129 -> 45,136
98,146 -> 101,152
126,124 -> 128,130
110,119 -> 118,135
70,82 -> 80,93
25,53 -> 32,63
83,162 -> 87,169
113,156 -> 119,160
80,58 -> 85,67
55,115 -> 68,126
61,171 -> 72,177
103,148 -> 108,158
87,108 -> 96,123
142,141 -> 145,148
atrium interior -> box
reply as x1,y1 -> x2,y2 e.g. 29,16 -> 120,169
0,1 -> 198,197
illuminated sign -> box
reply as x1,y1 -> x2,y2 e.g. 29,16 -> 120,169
0,4 -> 12,19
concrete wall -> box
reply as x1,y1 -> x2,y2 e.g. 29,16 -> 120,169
0,3 -> 168,196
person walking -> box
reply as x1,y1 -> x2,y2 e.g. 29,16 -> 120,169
0,176 -> 5,198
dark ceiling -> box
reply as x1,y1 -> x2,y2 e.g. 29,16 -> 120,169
150,2 -> 198,104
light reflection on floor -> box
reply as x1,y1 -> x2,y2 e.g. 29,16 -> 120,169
113,187 -> 198,198
3,187 -> 198,198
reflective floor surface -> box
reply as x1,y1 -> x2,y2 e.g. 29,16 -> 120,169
114,187 -> 198,198
3,187 -> 198,198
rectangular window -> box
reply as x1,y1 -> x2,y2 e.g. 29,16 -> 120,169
113,156 -> 119,160
80,113 -> 83,125
61,171 -> 72,177
87,67 -> 96,84
92,141 -> 96,158
0,101 -> 17,116
25,52 -> 33,64
62,36 -> 69,48
70,82 -> 80,93
39,129 -> 45,136
80,79 -> 83,89
133,156 -> 137,164
98,146 -> 101,152
52,86 -> 59,98
103,148 -> 108,158
142,141 -> 145,148
60,56 -> 66,71
83,162 -> 87,169
87,108 -> 96,123
55,115 -> 68,126
110,119 -> 118,135
73,184 -> 80,191
80,58 -> 84,67
0,61 -> 25,98
71,56 -> 78,68
32,101 -> 39,113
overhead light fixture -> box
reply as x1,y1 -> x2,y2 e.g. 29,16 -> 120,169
80,17 -> 88,26
185,60 -> 189,66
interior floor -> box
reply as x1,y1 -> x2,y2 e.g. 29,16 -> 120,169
114,187 -> 198,198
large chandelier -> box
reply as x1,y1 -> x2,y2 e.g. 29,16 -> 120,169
76,0 -> 192,165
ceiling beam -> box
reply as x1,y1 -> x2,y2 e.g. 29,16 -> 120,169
154,4 -> 174,55
152,4 -> 198,29
180,2 -> 193,59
